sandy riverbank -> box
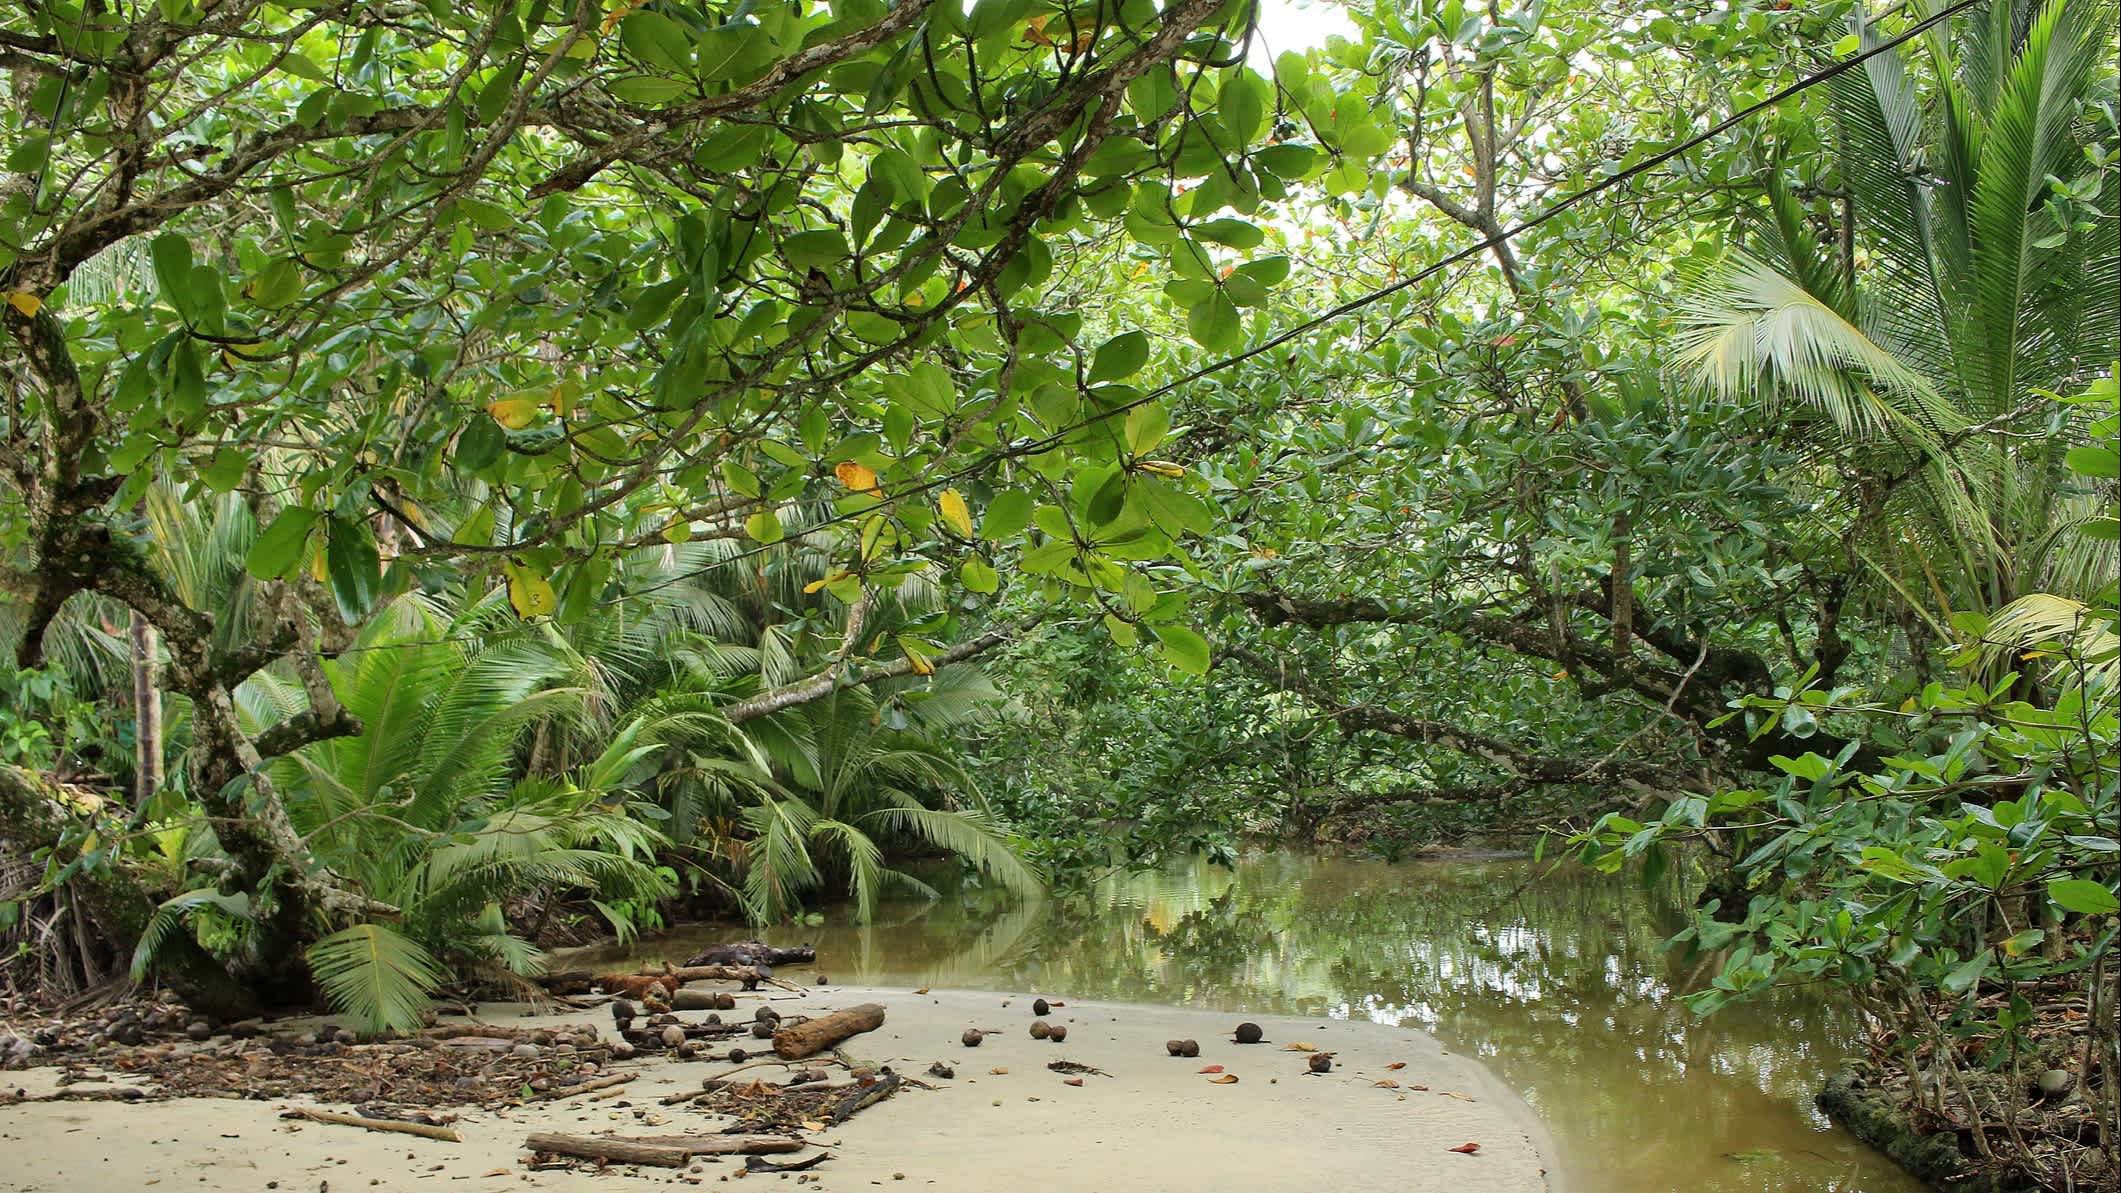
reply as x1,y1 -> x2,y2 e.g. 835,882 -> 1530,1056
1,986 -> 1559,1193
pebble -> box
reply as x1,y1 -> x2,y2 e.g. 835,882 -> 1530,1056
510,1043 -> 540,1059
2037,1069 -> 2074,1097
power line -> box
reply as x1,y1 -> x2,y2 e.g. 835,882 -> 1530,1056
316,0 -> 1987,655
593,0 -> 1985,609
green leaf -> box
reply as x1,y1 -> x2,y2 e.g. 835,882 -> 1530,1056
455,418 -> 504,470
247,508 -> 320,579
198,448 -> 250,493
1089,331 -> 1151,383
1219,70 -> 1268,142
1193,217 -> 1265,249
2063,446 -> 2119,478
1187,292 -> 1243,352
982,489 -> 1034,540
1151,623 -> 1211,675
1941,951 -> 1991,994
782,229 -> 849,269
2047,879 -> 2120,915
609,75 -> 690,105
745,510 -> 783,543
961,555 -> 998,594
620,10 -> 695,73
325,515 -> 380,624
150,234 -> 196,320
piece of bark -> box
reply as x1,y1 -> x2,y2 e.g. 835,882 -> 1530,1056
524,1133 -> 801,1167
772,1004 -> 886,1059
826,1072 -> 901,1123
282,1108 -> 462,1142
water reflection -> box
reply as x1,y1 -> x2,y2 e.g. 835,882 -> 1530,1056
589,853 -> 1925,1193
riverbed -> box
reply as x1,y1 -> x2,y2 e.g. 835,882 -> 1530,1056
582,852 -> 1929,1193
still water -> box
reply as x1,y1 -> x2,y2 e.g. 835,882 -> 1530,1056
596,852 -> 1927,1193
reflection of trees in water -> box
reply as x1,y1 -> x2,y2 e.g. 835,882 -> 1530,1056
599,855 -> 1923,1193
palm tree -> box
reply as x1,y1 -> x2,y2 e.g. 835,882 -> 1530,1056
733,684 -> 1043,923
137,597 -> 676,1031
1675,0 -> 2117,630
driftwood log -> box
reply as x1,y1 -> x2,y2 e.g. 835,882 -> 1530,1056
524,1132 -> 803,1167
682,940 -> 817,969
772,1003 -> 885,1059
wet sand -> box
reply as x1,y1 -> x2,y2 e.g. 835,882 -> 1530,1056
0,986 -> 1560,1192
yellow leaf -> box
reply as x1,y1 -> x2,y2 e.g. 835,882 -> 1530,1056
800,1120 -> 826,1132
1283,1041 -> 1316,1052
835,460 -> 880,493
1139,459 -> 1186,478
3,291 -> 43,317
803,571 -> 849,595
937,488 -> 973,536
507,567 -> 557,618
1207,1073 -> 1239,1084
1022,13 -> 1055,44
488,397 -> 539,429
900,637 -> 936,676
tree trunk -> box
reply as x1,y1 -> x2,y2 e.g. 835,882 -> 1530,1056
129,609 -> 161,808
0,764 -> 261,1018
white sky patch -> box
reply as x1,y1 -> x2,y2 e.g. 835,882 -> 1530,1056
1251,0 -> 1359,58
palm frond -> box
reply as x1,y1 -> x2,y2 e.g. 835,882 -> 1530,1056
1674,252 -> 1961,441
306,922 -> 450,1035
1982,593 -> 2120,689
862,802 -> 1045,903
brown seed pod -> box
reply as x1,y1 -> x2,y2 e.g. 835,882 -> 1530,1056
1180,1039 -> 1200,1057
1308,1053 -> 1332,1074
1046,1025 -> 1068,1043
1234,1022 -> 1264,1044
962,1029 -> 985,1048
1165,1039 -> 1186,1056
1029,1021 -> 1052,1040
1032,998 -> 1050,1016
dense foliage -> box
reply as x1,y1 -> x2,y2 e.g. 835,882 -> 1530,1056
1,0 -> 2115,1184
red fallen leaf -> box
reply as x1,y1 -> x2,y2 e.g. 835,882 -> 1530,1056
1448,1142 -> 1481,1154
1384,1062 -> 1407,1070
1050,1001 -> 1066,1007
1198,1064 -> 1224,1073
1063,1077 -> 1084,1087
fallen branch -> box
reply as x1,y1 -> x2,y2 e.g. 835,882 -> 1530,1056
539,1072 -> 634,1101
524,1132 -> 802,1167
282,1107 -> 461,1142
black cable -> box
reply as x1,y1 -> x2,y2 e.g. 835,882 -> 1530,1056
595,0 -> 1987,608
325,0 -> 1989,652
